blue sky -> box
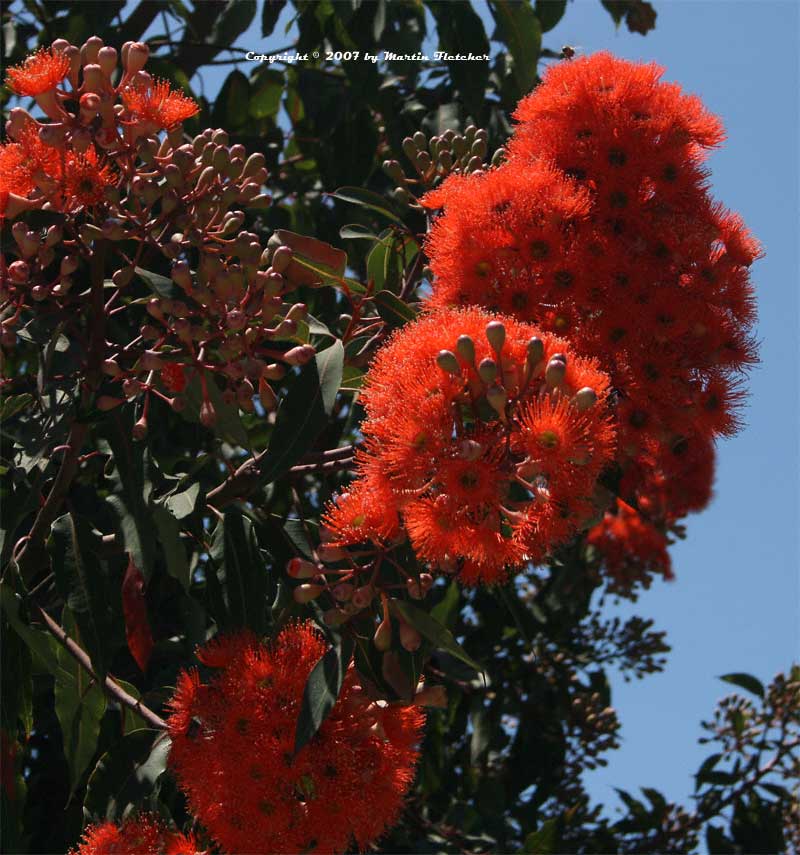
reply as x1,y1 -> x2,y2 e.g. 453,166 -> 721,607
135,0 -> 800,825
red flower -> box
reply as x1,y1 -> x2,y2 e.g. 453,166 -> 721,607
161,363 -> 188,394
69,814 -> 196,855
166,622 -> 424,855
6,47 -> 70,96
121,79 -> 199,130
324,307 -> 616,584
63,148 -> 115,209
588,500 -> 673,593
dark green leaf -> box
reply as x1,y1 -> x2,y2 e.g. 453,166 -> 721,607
535,0 -> 568,31
256,340 -> 344,485
163,482 -> 201,520
0,393 -> 34,422
374,290 -> 417,329
54,608 -> 106,791
294,632 -> 355,753
84,729 -> 171,821
0,583 -> 61,676
331,187 -> 406,226
720,672 -> 764,698
389,600 -> 482,673
152,505 -> 191,591
212,0 -> 257,46
262,0 -> 287,36
134,267 -> 176,299
695,752 -> 723,789
208,510 -> 271,634
49,513 -> 113,681
340,224 -> 378,240
212,69 -> 251,130
489,0 -> 541,95
250,69 -> 284,119
706,824 -> 736,854
524,818 -> 559,854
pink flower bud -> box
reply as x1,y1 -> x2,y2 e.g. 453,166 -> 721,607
8,261 -> 29,283
293,583 -> 324,604
332,583 -> 354,602
351,585 -> 374,611
399,620 -> 422,653
287,558 -> 318,579
124,42 -> 149,75
283,345 -> 315,367
374,616 -> 392,651
199,398 -> 216,428
138,351 -> 163,371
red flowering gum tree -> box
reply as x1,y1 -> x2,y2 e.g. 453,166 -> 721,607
1,4 -> 797,855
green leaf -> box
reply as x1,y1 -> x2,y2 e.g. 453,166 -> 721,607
695,752 -> 723,789
0,583 -> 61,676
54,608 -> 107,792
49,513 -> 113,681
0,393 -> 34,422
152,505 -> 191,591
720,672 -> 764,698
134,267 -> 176,299
426,1 -> 490,115
430,580 -> 460,630
489,0 -> 541,96
163,482 -> 201,520
374,290 -> 417,329
340,224 -> 378,240
102,415 -> 157,579
331,187 -> 406,226
250,69 -> 284,119
262,0 -> 287,36
524,818 -> 559,853
706,824 -> 736,855
208,510 -> 271,634
212,69 -> 251,130
212,0 -> 257,46
294,632 -> 355,753
389,600 -> 482,674
256,340 -> 344,486
84,729 -> 171,821
534,0 -> 567,32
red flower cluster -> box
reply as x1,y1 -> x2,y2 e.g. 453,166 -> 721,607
325,308 -> 615,584
167,622 -> 424,854
69,813 -> 197,855
423,53 -> 759,586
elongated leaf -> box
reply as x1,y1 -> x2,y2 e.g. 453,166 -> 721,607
340,224 -> 378,240
524,818 -> 559,853
152,505 -> 191,591
256,341 -> 344,486
212,0 -> 257,49
374,290 -> 417,329
489,0 -> 541,95
55,609 -> 106,792
534,0 -> 567,31
121,557 -> 153,673
331,187 -> 406,226
0,583 -> 61,676
50,513 -> 113,680
389,600 -> 482,673
250,69 -> 284,119
134,267 -> 176,299
695,752 -> 723,789
84,729 -> 171,821
295,633 -> 355,753
208,510 -> 271,634
262,0 -> 287,36
720,672 -> 764,698
163,482 -> 200,520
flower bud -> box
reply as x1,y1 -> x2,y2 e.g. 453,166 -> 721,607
526,337 -> 544,368
293,584 -> 324,604
97,46 -> 117,76
545,358 -> 566,388
138,351 -> 163,371
199,398 -> 216,428
332,583 -> 354,602
8,261 -> 29,283
478,358 -> 497,384
373,615 -> 392,651
574,387 -> 598,411
132,414 -> 148,440
316,544 -> 346,562
351,585 -> 374,611
485,320 -> 505,354
125,41 -> 150,74
112,266 -> 134,288
456,334 -> 475,364
283,345 -> 315,366
399,620 -> 422,653
436,350 -> 460,375
286,558 -> 318,579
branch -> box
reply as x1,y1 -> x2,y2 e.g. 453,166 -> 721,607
206,444 -> 358,508
34,602 -> 167,731
13,421 -> 89,584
